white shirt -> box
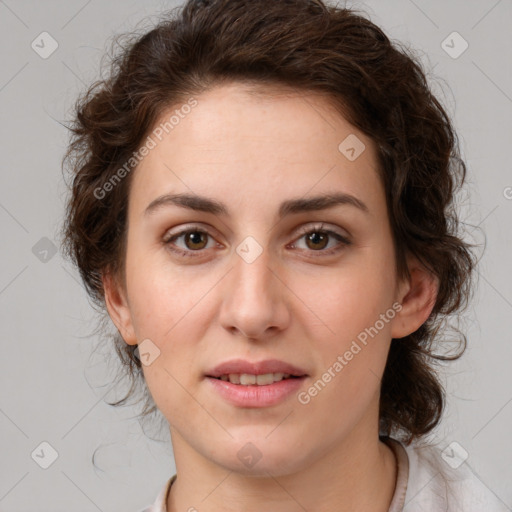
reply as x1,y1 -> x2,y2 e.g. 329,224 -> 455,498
140,437 -> 509,511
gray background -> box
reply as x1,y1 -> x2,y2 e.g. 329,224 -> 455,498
0,0 -> 511,510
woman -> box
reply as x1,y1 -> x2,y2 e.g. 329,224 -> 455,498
61,0 -> 505,510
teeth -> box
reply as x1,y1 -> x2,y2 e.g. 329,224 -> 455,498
229,373 -> 241,384
256,373 -> 274,385
240,374 -> 256,385
218,372 -> 293,385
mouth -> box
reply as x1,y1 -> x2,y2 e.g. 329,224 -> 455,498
210,372 -> 302,385
205,358 -> 308,382
205,359 -> 308,407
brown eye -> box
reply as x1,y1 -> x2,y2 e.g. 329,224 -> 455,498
304,231 -> 329,250
291,225 -> 352,257
183,230 -> 209,250
164,227 -> 216,257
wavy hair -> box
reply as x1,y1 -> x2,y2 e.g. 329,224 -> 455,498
61,0 -> 477,444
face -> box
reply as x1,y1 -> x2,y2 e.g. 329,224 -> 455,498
104,82 -> 432,477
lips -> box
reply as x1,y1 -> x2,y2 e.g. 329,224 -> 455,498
206,358 -> 308,379
205,358 -> 308,407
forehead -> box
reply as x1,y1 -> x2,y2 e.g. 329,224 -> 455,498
129,82 -> 384,217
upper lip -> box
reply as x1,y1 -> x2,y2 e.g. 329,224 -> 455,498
206,359 -> 308,378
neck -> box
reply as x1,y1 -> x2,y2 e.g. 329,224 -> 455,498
166,419 -> 397,512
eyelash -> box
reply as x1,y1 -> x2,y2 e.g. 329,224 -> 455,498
163,223 -> 351,259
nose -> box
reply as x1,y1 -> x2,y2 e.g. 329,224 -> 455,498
218,246 -> 290,341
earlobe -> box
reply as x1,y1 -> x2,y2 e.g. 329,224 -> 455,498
391,258 -> 439,339
102,271 -> 138,346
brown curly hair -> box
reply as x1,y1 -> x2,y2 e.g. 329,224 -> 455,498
61,0 -> 476,444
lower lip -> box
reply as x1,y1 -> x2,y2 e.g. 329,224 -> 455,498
206,376 -> 307,408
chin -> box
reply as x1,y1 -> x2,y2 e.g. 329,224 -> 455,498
209,435 -> 312,478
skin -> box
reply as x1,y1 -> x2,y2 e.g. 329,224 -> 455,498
103,82 -> 438,511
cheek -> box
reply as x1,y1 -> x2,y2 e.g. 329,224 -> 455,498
295,254 -> 395,341
125,256 -> 217,385
130,267 -> 212,414
291,247 -> 396,401
125,247 -> 206,339
297,282 -> 393,430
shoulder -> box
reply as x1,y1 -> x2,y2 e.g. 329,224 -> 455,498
137,475 -> 176,512
400,439 -> 509,512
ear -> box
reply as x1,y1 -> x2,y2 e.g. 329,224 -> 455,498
102,270 -> 138,346
391,255 -> 439,339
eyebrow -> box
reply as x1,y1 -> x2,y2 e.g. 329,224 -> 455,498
144,191 -> 369,218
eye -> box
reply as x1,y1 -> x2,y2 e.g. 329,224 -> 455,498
163,223 -> 351,259
290,223 -> 351,256
163,226 -> 218,257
